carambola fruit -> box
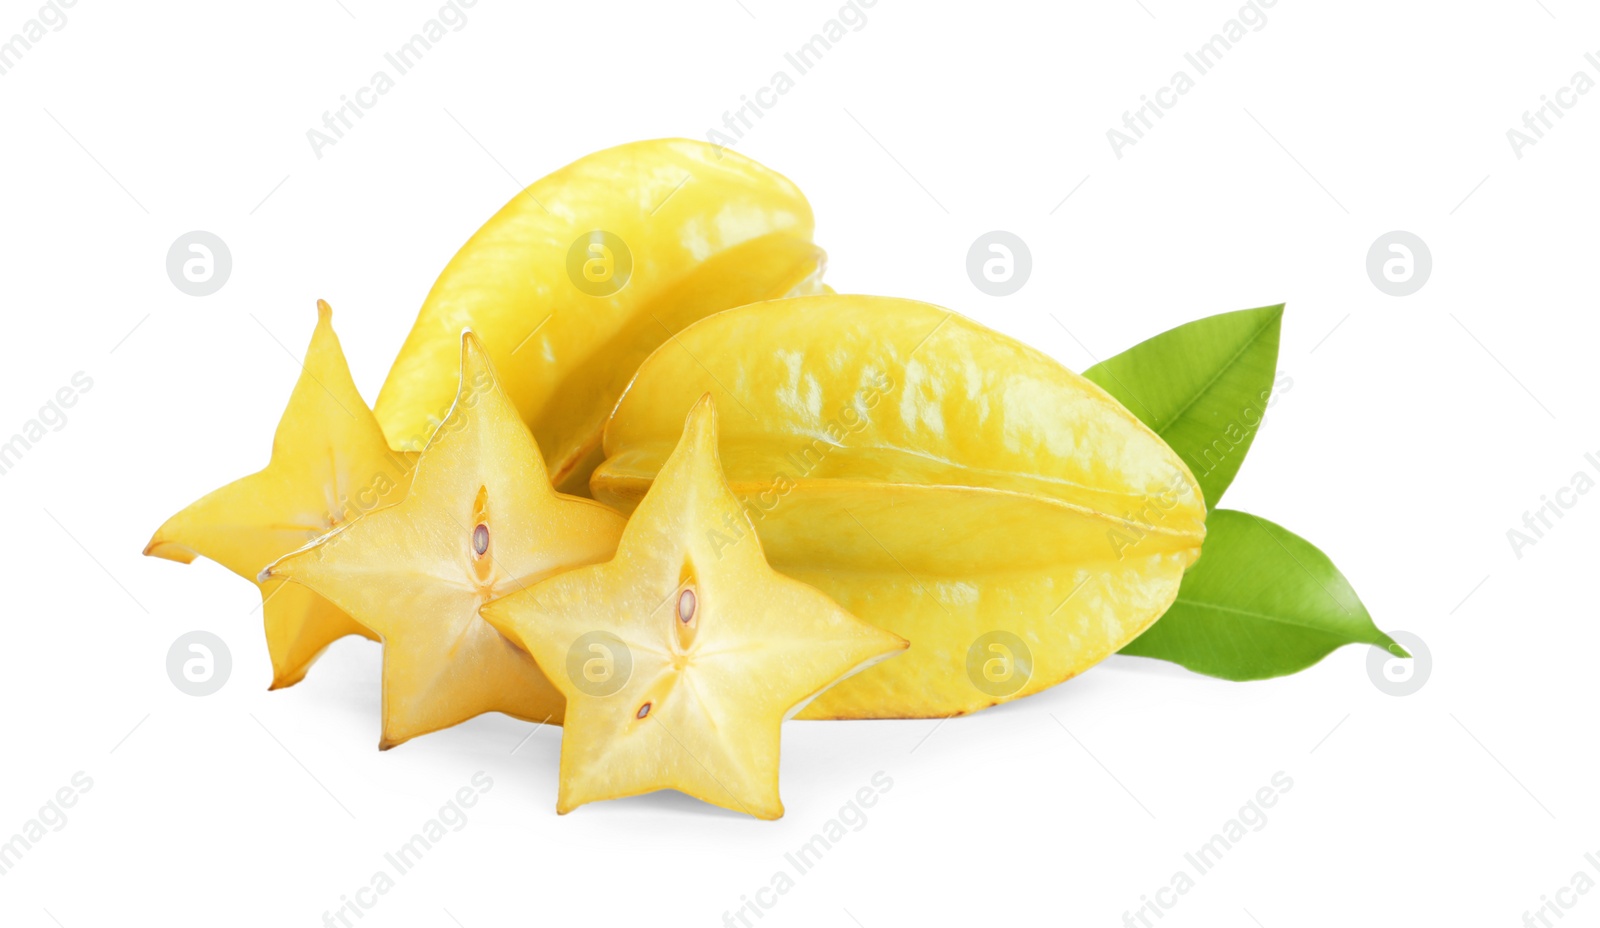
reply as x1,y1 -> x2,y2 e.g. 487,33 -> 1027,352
591,295 -> 1209,719
373,138 -> 825,495
144,301 -> 412,688
263,333 -> 626,748
483,396 -> 905,818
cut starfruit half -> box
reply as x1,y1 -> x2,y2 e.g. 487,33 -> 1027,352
484,396 -> 905,818
264,333 -> 626,748
144,301 -> 411,688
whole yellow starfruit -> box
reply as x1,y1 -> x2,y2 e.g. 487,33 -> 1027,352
374,138 -> 825,495
591,295 -> 1208,719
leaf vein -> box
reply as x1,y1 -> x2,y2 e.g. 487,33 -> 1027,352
1154,307 -> 1281,437
1171,596 -> 1371,640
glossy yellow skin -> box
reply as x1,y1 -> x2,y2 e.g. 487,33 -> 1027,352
265,334 -> 625,748
374,138 -> 824,495
144,301 -> 412,688
593,296 -> 1208,719
483,397 -> 904,819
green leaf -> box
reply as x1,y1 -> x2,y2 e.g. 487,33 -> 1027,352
1119,509 -> 1401,680
1084,304 -> 1284,507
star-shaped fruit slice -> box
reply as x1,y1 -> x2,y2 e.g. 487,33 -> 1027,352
144,301 -> 414,688
480,395 -> 907,819
263,333 -> 625,748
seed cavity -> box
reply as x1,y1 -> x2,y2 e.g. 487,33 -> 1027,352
636,702 -> 652,719
677,588 -> 696,624
472,523 -> 489,556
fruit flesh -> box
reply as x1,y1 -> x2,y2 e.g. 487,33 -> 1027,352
482,396 -> 905,818
143,301 -> 412,688
373,138 -> 825,495
591,295 -> 1208,719
264,333 -> 626,748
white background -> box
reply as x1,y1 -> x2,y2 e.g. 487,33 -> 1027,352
1,1 -> 1595,926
